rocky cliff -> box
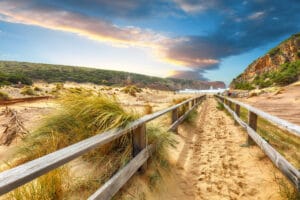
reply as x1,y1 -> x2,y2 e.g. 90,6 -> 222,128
230,33 -> 300,89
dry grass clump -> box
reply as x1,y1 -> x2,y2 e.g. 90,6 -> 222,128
0,91 -> 10,100
6,92 -> 137,199
33,86 -> 42,92
8,168 -> 68,200
257,117 -> 300,168
147,124 -> 176,168
184,109 -> 198,124
15,92 -> 137,163
122,85 -> 142,97
274,174 -> 300,200
172,97 -> 189,117
20,86 -> 35,96
144,104 -> 153,115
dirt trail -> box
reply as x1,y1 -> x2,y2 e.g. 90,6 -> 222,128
151,97 -> 283,200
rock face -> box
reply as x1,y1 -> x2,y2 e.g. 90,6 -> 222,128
230,33 -> 300,88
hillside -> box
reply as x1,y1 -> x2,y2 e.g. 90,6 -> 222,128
0,61 -> 225,90
230,33 -> 300,90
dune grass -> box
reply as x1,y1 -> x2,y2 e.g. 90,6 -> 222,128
20,86 -> 36,96
172,97 -> 189,117
0,91 -> 10,100
257,117 -> 300,168
5,91 -> 137,199
5,90 -> 178,199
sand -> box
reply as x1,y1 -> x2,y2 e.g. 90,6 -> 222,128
144,97 -> 283,200
238,83 -> 300,125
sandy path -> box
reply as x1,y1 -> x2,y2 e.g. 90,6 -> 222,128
154,97 -> 282,200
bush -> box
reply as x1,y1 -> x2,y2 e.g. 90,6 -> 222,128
144,104 -> 153,115
7,92 -> 137,198
55,83 -> 64,90
268,47 -> 280,56
234,81 -> 255,90
0,72 -> 32,86
21,86 -> 35,96
273,61 -> 300,85
297,51 -> 300,58
33,86 -> 42,92
121,85 -> 142,97
184,109 -> 198,124
0,91 -> 10,100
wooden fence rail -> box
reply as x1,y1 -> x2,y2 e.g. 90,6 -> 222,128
215,95 -> 300,191
0,96 -> 52,106
0,95 -> 205,199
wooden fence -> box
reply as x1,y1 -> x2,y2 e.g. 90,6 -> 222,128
0,96 -> 52,106
215,95 -> 300,191
0,95 -> 206,199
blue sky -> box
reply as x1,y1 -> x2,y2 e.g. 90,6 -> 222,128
0,0 -> 299,85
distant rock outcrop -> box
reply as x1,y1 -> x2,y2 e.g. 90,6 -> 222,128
230,33 -> 300,89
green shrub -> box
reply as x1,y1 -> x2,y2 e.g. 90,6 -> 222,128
0,91 -> 10,100
268,47 -> 280,56
55,83 -> 64,90
297,51 -> 300,58
273,61 -> 300,85
234,81 -> 255,90
184,109 -> 198,124
121,85 -> 142,96
33,86 -> 42,92
21,86 -> 35,96
0,72 -> 32,86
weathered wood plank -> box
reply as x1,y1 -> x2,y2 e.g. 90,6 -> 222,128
0,95 -> 204,195
132,123 -> 147,172
88,145 -> 153,200
247,111 -> 257,145
216,95 -> 300,138
234,104 -> 240,125
169,96 -> 204,132
171,108 -> 178,133
216,97 -> 300,191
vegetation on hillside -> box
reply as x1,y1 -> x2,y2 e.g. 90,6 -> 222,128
232,60 -> 300,90
0,72 -> 32,86
0,91 -> 10,100
121,85 -> 142,96
231,33 -> 300,90
0,61 -> 213,90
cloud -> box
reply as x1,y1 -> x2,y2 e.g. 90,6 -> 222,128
248,11 -> 265,20
0,1 -> 171,48
169,69 -> 209,81
0,0 -> 300,81
166,0 -> 300,79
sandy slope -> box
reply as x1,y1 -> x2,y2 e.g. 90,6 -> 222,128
148,97 -> 283,200
238,83 -> 300,125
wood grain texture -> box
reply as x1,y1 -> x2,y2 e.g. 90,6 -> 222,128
88,145 -> 153,200
0,95 -> 204,196
132,123 -> 147,172
216,95 -> 300,138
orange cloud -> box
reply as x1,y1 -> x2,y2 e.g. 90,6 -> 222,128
0,0 -> 219,73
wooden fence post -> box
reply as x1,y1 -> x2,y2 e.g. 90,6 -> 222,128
247,111 -> 257,145
171,108 -> 178,133
235,104 -> 240,125
132,123 -> 147,172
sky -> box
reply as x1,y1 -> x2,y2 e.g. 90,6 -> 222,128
0,0 -> 299,85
